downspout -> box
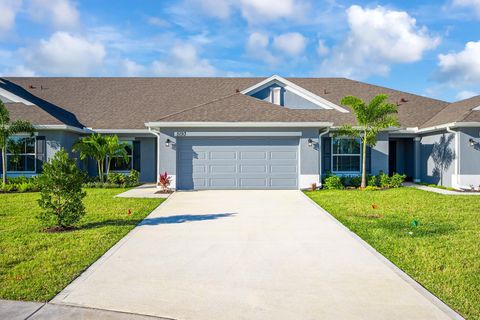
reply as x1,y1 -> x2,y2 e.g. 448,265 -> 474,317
318,128 -> 330,187
148,127 -> 161,187
446,127 -> 460,189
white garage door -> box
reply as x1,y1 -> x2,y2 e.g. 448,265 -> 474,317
176,137 -> 298,190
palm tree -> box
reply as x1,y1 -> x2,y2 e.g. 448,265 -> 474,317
73,133 -> 108,182
335,94 -> 399,189
104,135 -> 129,176
0,100 -> 36,184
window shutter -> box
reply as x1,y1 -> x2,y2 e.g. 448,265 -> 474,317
366,146 -> 371,174
36,136 -> 46,173
133,141 -> 141,172
323,137 -> 331,174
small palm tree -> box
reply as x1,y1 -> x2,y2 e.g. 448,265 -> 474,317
104,135 -> 129,176
335,94 -> 399,188
73,133 -> 108,182
0,100 -> 36,184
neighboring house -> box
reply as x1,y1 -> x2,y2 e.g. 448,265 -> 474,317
0,75 -> 479,190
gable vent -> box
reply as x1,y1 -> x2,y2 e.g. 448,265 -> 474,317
270,87 -> 281,105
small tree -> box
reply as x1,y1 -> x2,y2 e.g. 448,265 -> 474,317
335,94 -> 399,188
0,100 -> 35,184
158,171 -> 171,193
73,133 -> 108,182
37,149 -> 86,229
105,135 -> 129,176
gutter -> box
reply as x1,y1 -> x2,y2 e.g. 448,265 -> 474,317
145,121 -> 334,128
318,128 -> 330,186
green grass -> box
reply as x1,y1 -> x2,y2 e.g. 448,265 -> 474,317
305,188 -> 480,319
0,189 -> 164,302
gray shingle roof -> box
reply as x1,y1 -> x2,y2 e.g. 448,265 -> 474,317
421,95 -> 480,128
1,77 -> 452,129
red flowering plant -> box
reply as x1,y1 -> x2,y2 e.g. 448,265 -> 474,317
158,171 -> 172,193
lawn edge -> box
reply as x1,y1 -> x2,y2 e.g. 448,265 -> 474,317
301,191 -> 465,320
50,194 -> 172,305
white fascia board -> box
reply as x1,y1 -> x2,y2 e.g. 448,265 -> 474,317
240,75 -> 349,113
416,122 -> 480,134
90,129 -> 151,134
473,105 -> 480,111
34,124 -> 86,134
0,88 -> 34,105
145,121 -> 334,128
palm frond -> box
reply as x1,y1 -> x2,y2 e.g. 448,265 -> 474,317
8,120 -> 36,135
333,125 -> 361,139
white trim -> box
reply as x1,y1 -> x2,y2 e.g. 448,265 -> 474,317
148,127 -> 162,185
452,174 -> 480,189
88,128 -> 152,134
145,121 -> 333,128
34,124 -> 86,134
240,75 -> 349,113
416,122 -> 480,134
299,174 -> 320,189
446,127 -> 460,189
0,87 -> 34,105
473,106 -> 480,111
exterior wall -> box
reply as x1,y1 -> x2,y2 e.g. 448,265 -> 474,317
371,132 -> 389,175
250,84 -> 321,109
457,127 -> 480,187
419,131 -> 456,187
158,127 -> 320,189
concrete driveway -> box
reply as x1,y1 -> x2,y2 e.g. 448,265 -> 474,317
53,190 -> 459,320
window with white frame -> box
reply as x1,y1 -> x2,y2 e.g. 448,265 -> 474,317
6,136 -> 36,172
110,141 -> 133,171
332,138 -> 361,172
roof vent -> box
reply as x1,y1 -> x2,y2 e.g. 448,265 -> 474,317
270,87 -> 281,105
400,97 -> 409,103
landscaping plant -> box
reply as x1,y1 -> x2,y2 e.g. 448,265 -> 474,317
158,171 -> 172,192
335,94 -> 399,188
37,149 -> 86,230
324,175 -> 343,190
0,100 -> 35,184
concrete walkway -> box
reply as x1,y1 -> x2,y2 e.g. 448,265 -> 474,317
405,182 -> 480,195
52,190 -> 461,320
115,184 -> 171,198
0,300 -> 167,320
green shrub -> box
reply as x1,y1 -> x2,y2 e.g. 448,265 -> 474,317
107,172 -> 127,185
17,182 -> 30,193
390,173 -> 406,188
363,185 -> 380,191
368,175 -> 378,187
343,175 -> 361,187
128,169 -> 140,185
1,183 -> 14,192
37,149 -> 86,229
324,175 -> 344,190
379,172 -> 391,188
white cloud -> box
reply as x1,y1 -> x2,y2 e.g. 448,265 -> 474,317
120,59 -> 146,76
152,43 -> 217,76
24,32 -> 105,76
246,32 -> 277,64
319,5 -> 440,79
0,0 -> 22,35
452,0 -> 480,16
28,0 -> 79,29
147,17 -> 170,28
316,39 -> 329,56
240,0 -> 305,24
456,90 -> 478,100
437,41 -> 480,84
272,32 -> 307,57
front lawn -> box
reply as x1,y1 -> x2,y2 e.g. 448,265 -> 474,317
305,188 -> 480,319
0,189 -> 163,301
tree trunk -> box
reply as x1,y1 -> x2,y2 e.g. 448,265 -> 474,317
361,137 -> 367,189
97,160 -> 103,182
1,147 -> 7,185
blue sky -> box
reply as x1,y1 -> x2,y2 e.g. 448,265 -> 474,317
0,0 -> 479,102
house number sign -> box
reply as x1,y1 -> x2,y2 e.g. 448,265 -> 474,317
175,131 -> 187,137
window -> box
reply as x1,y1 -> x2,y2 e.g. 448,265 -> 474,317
110,141 -> 133,171
6,136 -> 36,172
332,138 -> 361,172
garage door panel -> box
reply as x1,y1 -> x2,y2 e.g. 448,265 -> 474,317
240,165 -> 267,173
240,178 -> 268,188
240,151 -> 267,160
177,138 -> 298,190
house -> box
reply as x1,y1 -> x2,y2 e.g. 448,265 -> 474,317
1,75 -> 479,190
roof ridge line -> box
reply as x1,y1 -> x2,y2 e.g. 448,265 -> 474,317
156,92 -> 240,121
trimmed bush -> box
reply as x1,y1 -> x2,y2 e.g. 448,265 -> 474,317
368,175 -> 378,187
379,172 -> 391,188
390,173 -> 406,188
324,175 -> 344,190
37,149 -> 86,229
